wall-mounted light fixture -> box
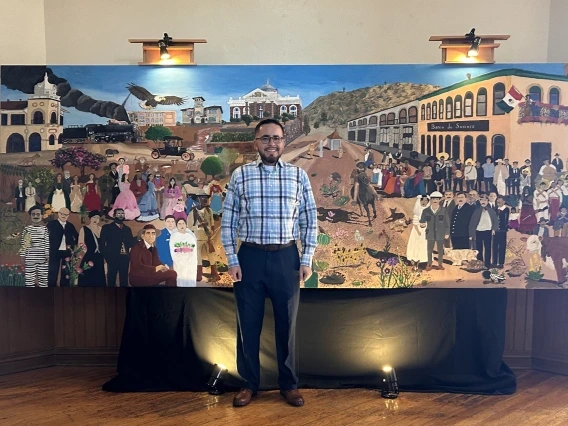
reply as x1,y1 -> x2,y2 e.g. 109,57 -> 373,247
129,34 -> 207,66
429,29 -> 509,64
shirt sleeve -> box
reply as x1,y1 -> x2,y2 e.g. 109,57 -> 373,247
298,170 -> 318,267
221,170 -> 241,268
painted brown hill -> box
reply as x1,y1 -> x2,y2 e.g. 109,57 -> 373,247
303,83 -> 441,127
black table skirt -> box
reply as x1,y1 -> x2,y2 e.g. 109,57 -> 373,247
103,288 -> 516,395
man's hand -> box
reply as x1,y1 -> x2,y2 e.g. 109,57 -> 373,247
445,234 -> 450,240
299,265 -> 312,282
420,223 -> 426,228
228,266 -> 242,282
155,265 -> 167,272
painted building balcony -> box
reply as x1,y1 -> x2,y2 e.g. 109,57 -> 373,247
517,102 -> 568,125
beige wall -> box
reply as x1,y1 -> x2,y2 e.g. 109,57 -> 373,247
0,0 -> 564,65
0,0 -> 46,64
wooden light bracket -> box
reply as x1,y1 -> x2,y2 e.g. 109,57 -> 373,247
129,37 -> 207,66
429,33 -> 509,64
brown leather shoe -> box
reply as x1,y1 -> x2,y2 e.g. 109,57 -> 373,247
425,264 -> 432,271
280,389 -> 304,407
233,389 -> 257,407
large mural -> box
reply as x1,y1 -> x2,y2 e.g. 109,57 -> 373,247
2,63 -> 568,289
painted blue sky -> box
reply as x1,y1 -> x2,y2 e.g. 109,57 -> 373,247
1,64 -> 566,125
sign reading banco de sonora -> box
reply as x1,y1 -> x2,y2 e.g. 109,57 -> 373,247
427,120 -> 490,132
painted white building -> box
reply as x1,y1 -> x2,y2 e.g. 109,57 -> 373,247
0,73 -> 64,153
127,110 -> 177,126
347,100 -> 419,150
180,97 -> 223,124
228,79 -> 302,120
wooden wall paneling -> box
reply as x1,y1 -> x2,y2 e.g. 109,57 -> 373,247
532,290 -> 568,375
0,288 -> 11,357
503,289 -> 533,370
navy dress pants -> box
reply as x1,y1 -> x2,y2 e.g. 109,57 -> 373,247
233,244 -> 301,392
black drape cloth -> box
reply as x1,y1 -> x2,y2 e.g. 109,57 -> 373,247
102,288 -> 516,395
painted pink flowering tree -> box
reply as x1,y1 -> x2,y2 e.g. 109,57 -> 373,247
50,147 -> 106,176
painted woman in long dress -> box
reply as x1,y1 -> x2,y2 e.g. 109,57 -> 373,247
170,218 -> 198,287
137,173 -> 160,222
70,175 -> 83,213
160,178 -> 181,219
24,181 -> 36,212
406,195 -> 430,264
108,174 -> 141,220
83,173 -> 101,212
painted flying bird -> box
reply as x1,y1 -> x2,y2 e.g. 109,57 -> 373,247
126,83 -> 187,109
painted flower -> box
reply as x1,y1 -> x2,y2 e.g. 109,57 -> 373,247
386,257 -> 399,267
88,261 -> 94,267
65,257 -> 71,262
65,275 -> 69,279
384,268 -> 391,275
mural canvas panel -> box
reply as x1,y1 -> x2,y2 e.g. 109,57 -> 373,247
2,63 -> 568,289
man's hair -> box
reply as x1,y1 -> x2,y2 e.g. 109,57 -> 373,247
114,208 -> 125,213
28,205 -> 43,215
255,118 -> 285,136
176,217 -> 186,225
164,215 -> 176,221
456,192 -> 467,197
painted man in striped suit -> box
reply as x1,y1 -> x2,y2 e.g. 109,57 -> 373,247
19,205 -> 49,287
222,119 -> 318,408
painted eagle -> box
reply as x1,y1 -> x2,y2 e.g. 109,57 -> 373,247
126,83 -> 187,109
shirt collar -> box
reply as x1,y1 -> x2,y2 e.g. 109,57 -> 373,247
256,158 -> 284,168
143,240 -> 152,249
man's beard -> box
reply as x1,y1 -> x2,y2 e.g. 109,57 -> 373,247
259,149 -> 281,165
114,217 -> 124,223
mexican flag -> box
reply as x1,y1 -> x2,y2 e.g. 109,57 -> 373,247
497,86 -> 524,113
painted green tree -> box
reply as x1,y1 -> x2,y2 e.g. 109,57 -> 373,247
145,125 -> 173,141
217,148 -> 240,174
303,116 -> 311,136
200,156 -> 223,180
27,167 -> 56,203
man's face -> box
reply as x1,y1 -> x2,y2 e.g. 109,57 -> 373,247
58,208 -> 69,222
444,191 -> 453,200
143,230 -> 157,245
254,123 -> 285,165
456,194 -> 466,205
513,162 -> 518,167
505,160 -> 509,165
489,193 -> 497,202
30,209 -> 42,224
468,191 -> 478,202
64,171 -> 70,179
561,208 -> 567,216
111,164 -> 117,171
165,217 -> 176,230
486,158 -> 491,163
430,197 -> 441,207
18,180 -> 23,186
480,197 -> 488,207
114,210 -> 125,222
497,198 -> 505,207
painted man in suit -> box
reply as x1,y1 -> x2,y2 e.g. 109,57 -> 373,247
46,207 -> 79,287
469,195 -> 498,269
552,153 -> 564,173
109,163 -> 120,206
14,179 -> 25,212
450,192 -> 474,249
100,208 -> 134,287
492,196 -> 510,269
129,224 -> 177,287
420,191 -> 450,271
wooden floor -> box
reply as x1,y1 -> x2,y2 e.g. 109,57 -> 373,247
1,368 -> 568,425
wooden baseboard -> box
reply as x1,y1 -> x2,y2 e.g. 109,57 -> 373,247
55,348 -> 119,366
503,352 -> 533,370
0,349 -> 55,376
532,354 -> 568,376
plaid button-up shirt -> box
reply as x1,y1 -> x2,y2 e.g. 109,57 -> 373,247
221,158 -> 318,268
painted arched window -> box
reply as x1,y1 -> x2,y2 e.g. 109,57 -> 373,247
358,119 -> 363,126
438,100 -> 444,119
549,87 -> 560,105
387,113 -> 395,125
464,92 -> 474,117
445,135 -> 452,156
50,111 -> 57,124
432,101 -> 437,119
528,86 -> 542,103
398,109 -> 407,124
32,111 -> 44,124
289,105 -> 298,116
408,107 -> 418,123
362,118 -> 368,125
369,116 -> 378,125
452,136 -> 461,160
232,107 -> 240,119
476,135 -> 487,161
446,97 -> 453,119
464,136 -> 474,161
476,88 -> 487,116
380,114 -> 387,126
438,135 -> 443,153
492,134 -> 506,160
421,135 -> 426,153
493,83 -> 506,115
427,135 -> 432,155
454,95 -> 462,118
426,103 -> 431,120
280,105 -> 287,114
421,105 -> 425,120
49,134 -> 55,145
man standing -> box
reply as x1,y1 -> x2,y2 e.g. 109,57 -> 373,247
492,196 -> 510,269
19,205 -> 49,287
552,153 -> 564,173
509,161 -> 521,196
100,208 -> 134,287
98,172 -> 113,212
469,195 -> 498,269
450,192 -> 473,249
129,224 -> 177,287
46,207 -> 78,287
14,179 -> 25,212
221,119 -> 317,408
420,191 -> 450,271
393,148 -> 403,164
155,215 -> 177,269
109,163 -> 120,206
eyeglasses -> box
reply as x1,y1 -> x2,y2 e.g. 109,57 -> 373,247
255,136 -> 285,144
